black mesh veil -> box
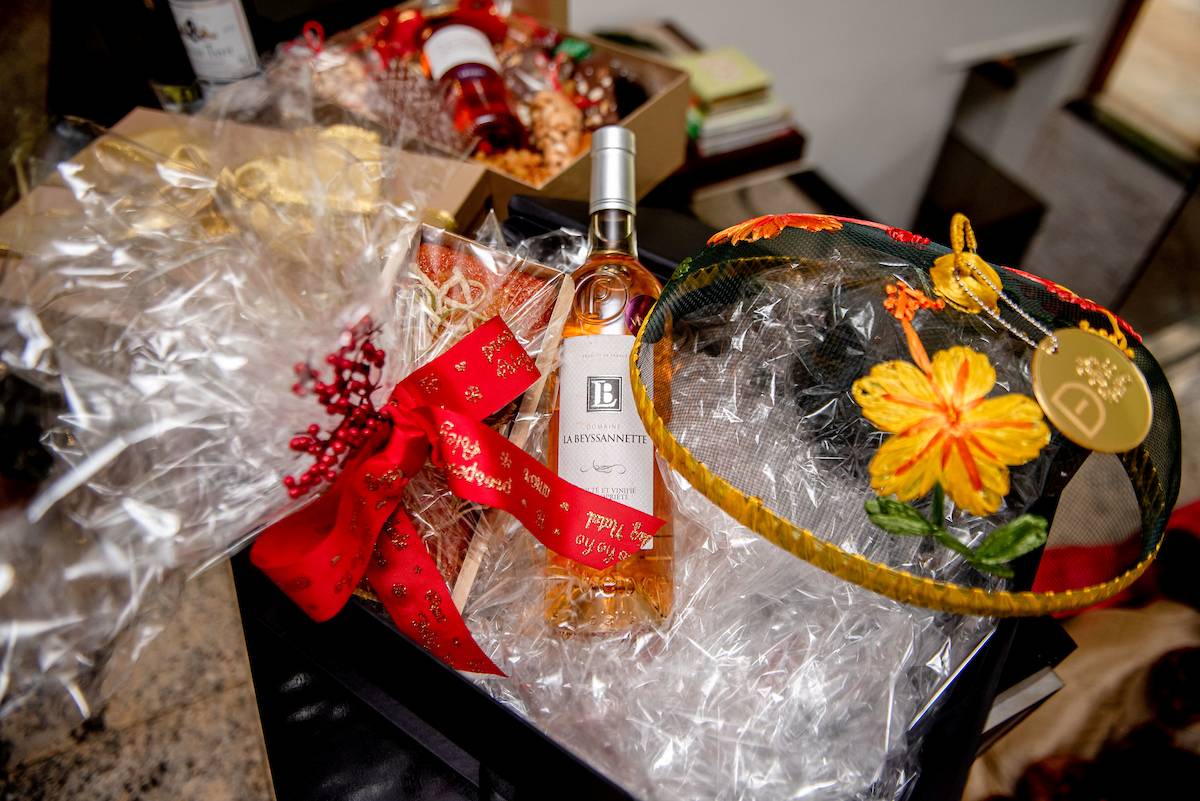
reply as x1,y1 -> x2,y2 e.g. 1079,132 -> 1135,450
631,216 -> 1180,614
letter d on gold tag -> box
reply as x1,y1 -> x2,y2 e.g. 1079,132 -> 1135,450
1031,327 -> 1152,453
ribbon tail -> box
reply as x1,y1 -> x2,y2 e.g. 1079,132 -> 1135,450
397,315 -> 540,419
365,508 -> 503,676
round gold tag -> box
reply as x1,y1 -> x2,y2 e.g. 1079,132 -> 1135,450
1031,327 -> 1152,453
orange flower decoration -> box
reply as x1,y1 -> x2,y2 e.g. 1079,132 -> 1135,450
883,282 -> 944,374
707,213 -> 843,246
852,283 -> 1049,516
853,347 -> 1049,516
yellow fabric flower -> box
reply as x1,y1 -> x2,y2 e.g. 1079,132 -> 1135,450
852,346 -> 1049,516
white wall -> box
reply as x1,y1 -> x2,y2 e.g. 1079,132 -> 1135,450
570,0 -> 1121,226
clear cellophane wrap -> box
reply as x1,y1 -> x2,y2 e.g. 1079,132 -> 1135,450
451,252 -> 1092,799
0,45 -> 568,728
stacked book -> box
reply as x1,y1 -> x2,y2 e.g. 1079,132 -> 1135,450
675,47 -> 796,157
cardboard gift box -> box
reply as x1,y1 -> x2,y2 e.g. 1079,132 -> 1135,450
329,7 -> 690,218
482,33 -> 690,217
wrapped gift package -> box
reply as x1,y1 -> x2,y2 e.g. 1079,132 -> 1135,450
319,2 -> 689,216
0,91 -> 534,719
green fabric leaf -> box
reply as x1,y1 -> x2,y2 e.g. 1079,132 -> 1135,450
865,497 -> 936,536
930,483 -> 944,525
933,528 -> 974,557
973,515 -> 1049,565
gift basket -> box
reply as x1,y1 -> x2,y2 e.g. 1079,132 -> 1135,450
0,12 -> 1182,801
630,214 -> 1177,614
432,213 -> 1178,799
0,2 -> 668,717
317,1 -> 663,179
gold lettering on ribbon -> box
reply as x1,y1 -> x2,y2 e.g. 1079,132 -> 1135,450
425,589 -> 448,624
496,357 -> 519,379
444,462 -> 513,495
583,512 -> 651,548
481,329 -> 515,365
382,521 -> 409,551
585,510 -> 624,542
522,467 -> 551,498
585,510 -> 615,532
364,467 -> 405,492
439,420 -> 482,461
583,510 -> 624,541
572,534 -> 629,565
484,331 -> 537,379
410,612 -> 436,651
502,354 -> 537,378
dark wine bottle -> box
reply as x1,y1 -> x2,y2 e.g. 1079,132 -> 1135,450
142,0 -> 202,112
166,0 -> 261,87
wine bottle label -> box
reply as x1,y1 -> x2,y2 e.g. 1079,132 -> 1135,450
168,0 -> 258,84
424,25 -> 501,80
558,336 -> 655,547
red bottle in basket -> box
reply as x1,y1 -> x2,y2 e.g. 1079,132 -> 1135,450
420,1 -> 523,153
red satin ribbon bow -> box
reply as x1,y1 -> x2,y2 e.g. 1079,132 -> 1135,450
251,316 -> 665,674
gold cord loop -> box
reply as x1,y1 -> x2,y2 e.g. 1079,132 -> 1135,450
943,213 -> 1059,353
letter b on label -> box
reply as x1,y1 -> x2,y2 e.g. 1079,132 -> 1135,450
587,376 -> 622,412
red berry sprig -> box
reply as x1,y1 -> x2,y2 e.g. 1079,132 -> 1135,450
283,316 -> 387,499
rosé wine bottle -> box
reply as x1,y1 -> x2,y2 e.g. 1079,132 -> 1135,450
419,1 -> 523,153
546,126 -> 673,635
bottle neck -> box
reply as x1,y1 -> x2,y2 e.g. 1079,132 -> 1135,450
587,208 -> 638,259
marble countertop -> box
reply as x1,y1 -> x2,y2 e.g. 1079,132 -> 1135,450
1,563 -> 274,801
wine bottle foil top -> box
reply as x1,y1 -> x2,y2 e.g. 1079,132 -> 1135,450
590,126 -> 636,215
